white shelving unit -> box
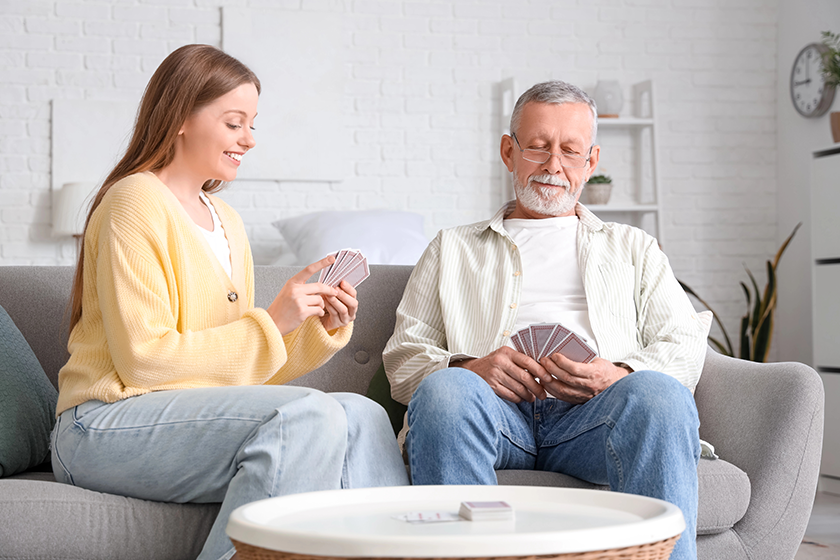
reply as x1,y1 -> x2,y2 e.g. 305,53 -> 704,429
811,144 -> 840,496
498,79 -> 664,244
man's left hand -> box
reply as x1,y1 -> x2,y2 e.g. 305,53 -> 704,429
538,354 -> 630,404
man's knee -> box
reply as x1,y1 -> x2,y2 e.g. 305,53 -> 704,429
612,370 -> 699,428
407,367 -> 494,432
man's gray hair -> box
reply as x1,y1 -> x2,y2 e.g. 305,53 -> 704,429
509,80 -> 598,145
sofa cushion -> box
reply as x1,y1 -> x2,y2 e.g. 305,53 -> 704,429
365,362 -> 408,437
0,478 -> 219,560
497,457 -> 750,535
0,304 -> 59,477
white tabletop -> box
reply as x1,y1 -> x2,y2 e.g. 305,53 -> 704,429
227,485 -> 685,557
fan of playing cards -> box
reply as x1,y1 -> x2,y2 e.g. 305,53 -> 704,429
511,323 -> 597,363
318,249 -> 371,289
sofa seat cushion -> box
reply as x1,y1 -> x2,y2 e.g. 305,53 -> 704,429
696,457 -> 751,535
0,478 -> 220,560
496,457 -> 750,535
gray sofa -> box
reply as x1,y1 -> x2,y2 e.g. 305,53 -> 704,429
0,265 -> 824,560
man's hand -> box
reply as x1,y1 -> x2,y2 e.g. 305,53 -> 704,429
453,347 -> 552,403
538,354 -> 630,404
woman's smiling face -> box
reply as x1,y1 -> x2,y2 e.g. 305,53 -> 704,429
177,82 -> 259,183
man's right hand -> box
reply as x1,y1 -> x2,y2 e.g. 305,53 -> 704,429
452,347 -> 550,403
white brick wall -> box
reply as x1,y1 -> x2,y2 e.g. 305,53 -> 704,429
0,0 -> 780,356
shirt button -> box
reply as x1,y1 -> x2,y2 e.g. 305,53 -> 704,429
510,303 -> 517,309
511,244 -> 518,251
513,271 -> 521,276
503,330 -> 510,337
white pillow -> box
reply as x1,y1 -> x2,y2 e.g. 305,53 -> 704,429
272,210 -> 429,266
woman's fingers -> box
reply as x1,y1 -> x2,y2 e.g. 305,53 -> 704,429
292,255 -> 336,284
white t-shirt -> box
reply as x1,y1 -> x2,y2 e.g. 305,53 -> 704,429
503,215 -> 599,355
197,191 -> 232,280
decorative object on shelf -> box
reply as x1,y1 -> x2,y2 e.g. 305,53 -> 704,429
52,182 -> 96,238
593,80 -> 623,118
584,173 -> 612,205
819,31 -> 840,142
790,38 -> 836,118
679,223 -> 801,363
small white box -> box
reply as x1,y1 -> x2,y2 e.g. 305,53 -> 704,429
458,501 -> 514,521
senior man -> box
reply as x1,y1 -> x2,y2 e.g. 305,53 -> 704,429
383,80 -> 710,560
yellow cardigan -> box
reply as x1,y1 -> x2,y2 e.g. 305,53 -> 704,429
56,172 -> 351,416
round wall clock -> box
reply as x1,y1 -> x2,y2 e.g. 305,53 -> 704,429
790,42 -> 836,118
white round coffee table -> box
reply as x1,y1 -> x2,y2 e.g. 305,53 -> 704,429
226,485 -> 685,560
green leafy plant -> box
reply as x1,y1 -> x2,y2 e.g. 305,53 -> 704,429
679,223 -> 801,363
587,173 -> 611,184
821,31 -> 840,87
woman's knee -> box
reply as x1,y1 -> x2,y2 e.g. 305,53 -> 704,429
330,393 -> 390,429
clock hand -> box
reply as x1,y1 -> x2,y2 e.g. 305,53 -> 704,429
794,79 -> 812,86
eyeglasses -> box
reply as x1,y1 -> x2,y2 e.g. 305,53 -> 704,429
512,133 -> 592,169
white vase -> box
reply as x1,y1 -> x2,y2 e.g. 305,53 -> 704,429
585,183 -> 612,205
594,80 -> 623,117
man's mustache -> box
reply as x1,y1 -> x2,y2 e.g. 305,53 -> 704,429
528,174 -> 571,188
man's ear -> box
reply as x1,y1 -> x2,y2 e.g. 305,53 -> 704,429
587,144 -> 601,177
500,134 -> 515,172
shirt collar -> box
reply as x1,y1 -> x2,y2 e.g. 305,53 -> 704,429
480,200 -> 605,235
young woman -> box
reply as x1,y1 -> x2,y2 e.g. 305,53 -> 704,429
50,44 -> 408,560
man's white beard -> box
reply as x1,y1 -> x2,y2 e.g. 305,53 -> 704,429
513,172 -> 584,217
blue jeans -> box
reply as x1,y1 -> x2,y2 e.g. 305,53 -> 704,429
51,386 -> 409,560
407,368 -> 700,560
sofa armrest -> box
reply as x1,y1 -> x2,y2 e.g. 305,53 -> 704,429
694,347 -> 824,559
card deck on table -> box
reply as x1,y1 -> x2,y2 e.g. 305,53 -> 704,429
512,322 -> 596,363
458,501 -> 514,521
317,249 -> 370,289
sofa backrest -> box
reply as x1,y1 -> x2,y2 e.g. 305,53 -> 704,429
0,265 -> 414,395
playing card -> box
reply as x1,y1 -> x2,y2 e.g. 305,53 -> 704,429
324,249 -> 351,285
518,328 -> 536,359
529,323 -> 557,360
554,332 -> 596,363
333,256 -> 370,288
393,512 -> 461,524
330,251 -> 363,284
510,332 -> 525,354
318,251 -> 339,284
542,324 -> 572,359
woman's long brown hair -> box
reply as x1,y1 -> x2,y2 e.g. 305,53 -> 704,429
68,44 -> 260,332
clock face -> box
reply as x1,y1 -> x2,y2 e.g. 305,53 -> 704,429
791,43 -> 836,118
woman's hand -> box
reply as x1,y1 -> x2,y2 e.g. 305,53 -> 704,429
267,256 -> 339,335
320,279 -> 358,332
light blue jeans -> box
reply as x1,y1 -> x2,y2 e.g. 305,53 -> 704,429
407,368 -> 700,560
51,386 -> 409,560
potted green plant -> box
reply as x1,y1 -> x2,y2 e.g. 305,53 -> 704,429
585,173 -> 612,205
679,223 -> 800,363
820,31 -> 840,142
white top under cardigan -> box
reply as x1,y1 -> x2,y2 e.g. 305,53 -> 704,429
197,191 -> 232,280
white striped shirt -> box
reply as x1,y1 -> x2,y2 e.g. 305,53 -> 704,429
384,201 -> 711,405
